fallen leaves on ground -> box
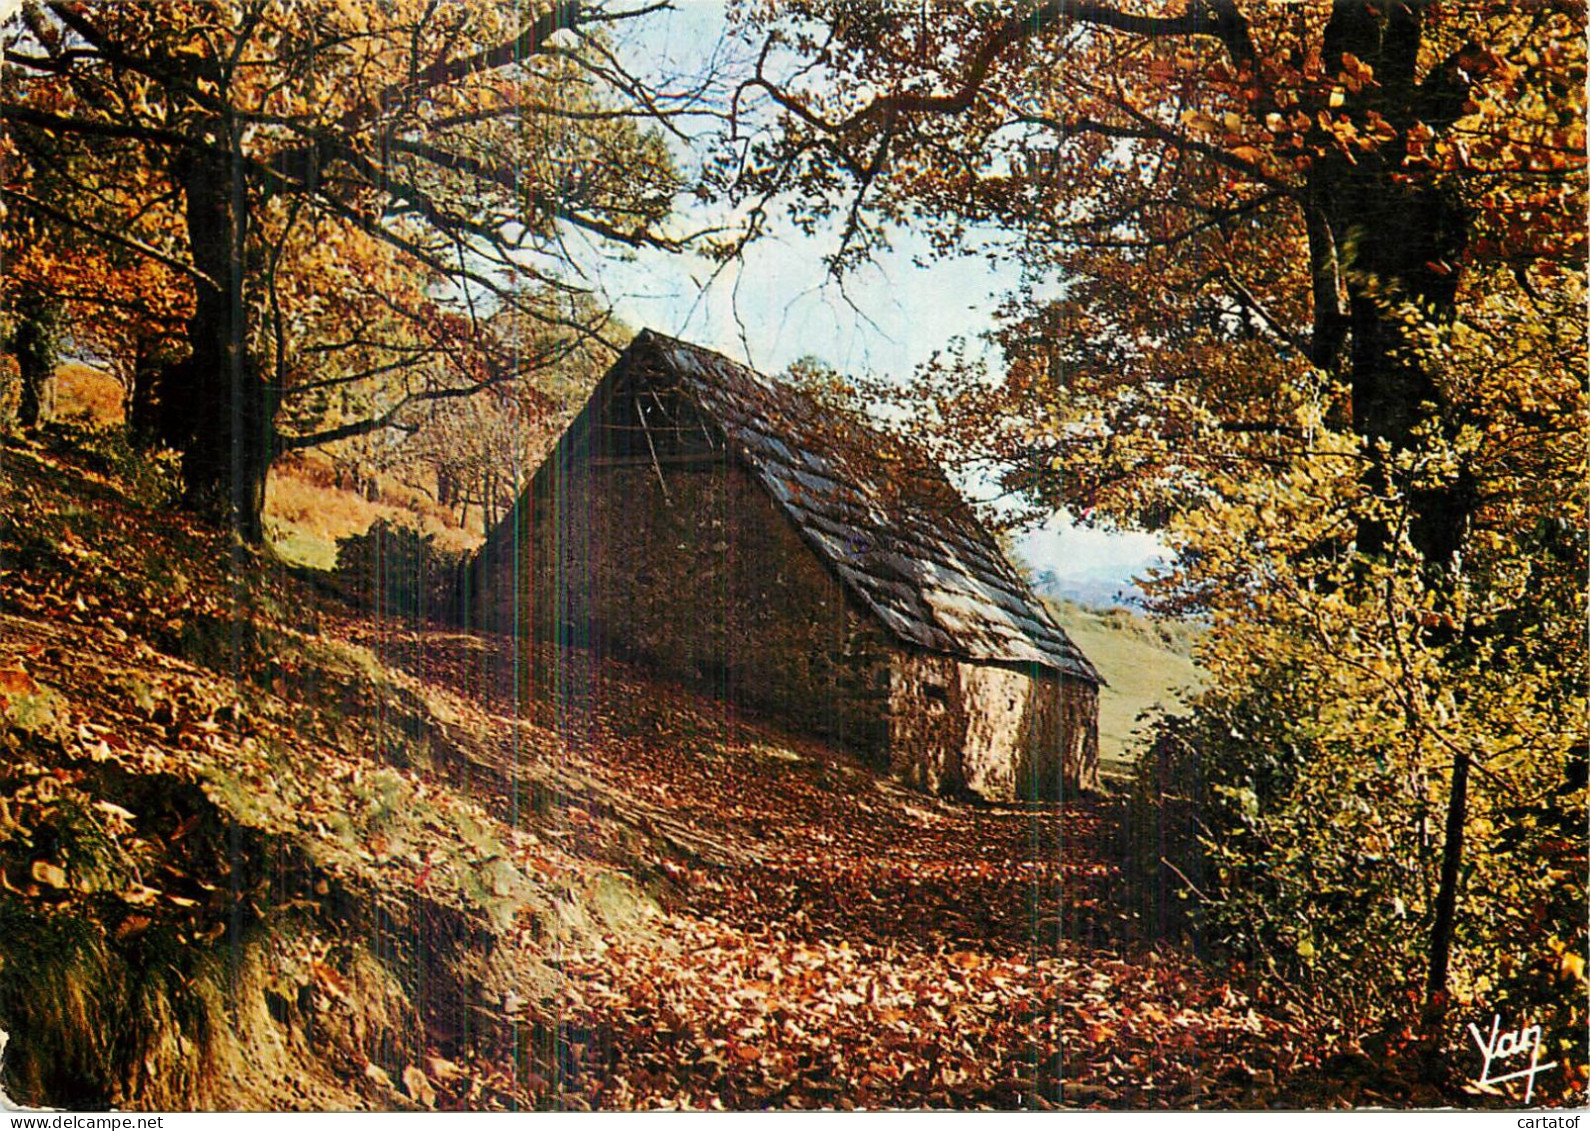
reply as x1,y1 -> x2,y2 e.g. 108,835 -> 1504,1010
361,631 -> 1331,1110
0,439 -> 1438,1111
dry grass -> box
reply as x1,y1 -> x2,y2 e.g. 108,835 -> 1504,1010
40,366 -> 487,574
49,364 -> 125,427
265,453 -> 481,571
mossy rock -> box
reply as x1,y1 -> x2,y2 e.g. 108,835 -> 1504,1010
587,870 -> 659,933
0,673 -> 69,745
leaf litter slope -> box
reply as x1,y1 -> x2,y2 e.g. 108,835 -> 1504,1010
0,438 -> 1318,1110
357,631 -> 1323,1110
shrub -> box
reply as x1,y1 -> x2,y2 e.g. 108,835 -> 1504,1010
0,357 -> 21,436
1120,654 -> 1588,1097
1118,664 -> 1319,969
40,422 -> 180,506
335,519 -> 464,624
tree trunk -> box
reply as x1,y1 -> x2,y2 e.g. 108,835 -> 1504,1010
1335,177 -> 1471,569
1319,0 -> 1475,574
174,145 -> 274,544
1426,748 -> 1470,1009
15,337 -> 45,431
128,335 -> 164,449
483,469 -> 498,533
1314,4 -> 1481,1015
13,287 -> 55,432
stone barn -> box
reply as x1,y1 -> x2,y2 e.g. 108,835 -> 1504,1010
466,330 -> 1102,800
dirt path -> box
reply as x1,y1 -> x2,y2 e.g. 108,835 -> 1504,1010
359,624 -> 1331,1110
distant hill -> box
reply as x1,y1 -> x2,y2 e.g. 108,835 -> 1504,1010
1042,597 -> 1204,782
1029,566 -> 1147,610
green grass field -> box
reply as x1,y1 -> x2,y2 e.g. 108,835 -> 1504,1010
1045,598 -> 1204,783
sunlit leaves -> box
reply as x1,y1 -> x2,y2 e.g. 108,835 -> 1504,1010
2,0 -> 686,530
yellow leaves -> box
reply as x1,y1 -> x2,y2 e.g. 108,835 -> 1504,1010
1141,56 -> 1178,88
333,0 -> 372,35
1339,53 -> 1373,83
0,668 -> 42,700
312,959 -> 351,1000
424,1057 -> 465,1084
1546,939 -> 1588,985
119,883 -> 163,907
30,860 -> 68,889
93,799 -> 138,834
402,1064 -> 438,1108
729,1041 -> 762,1063
1361,111 -> 1398,145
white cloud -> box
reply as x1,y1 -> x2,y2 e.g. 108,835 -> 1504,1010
1015,511 -> 1168,584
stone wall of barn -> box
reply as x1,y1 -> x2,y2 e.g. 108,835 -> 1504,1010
885,650 -> 969,797
958,662 -> 1048,800
888,656 -> 1101,802
514,457 -> 895,760
1006,672 -> 1101,798
469,451 -> 1103,802
1059,676 -> 1102,794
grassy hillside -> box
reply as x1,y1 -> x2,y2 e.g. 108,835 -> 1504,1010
1044,599 -> 1203,782
30,362 -> 488,575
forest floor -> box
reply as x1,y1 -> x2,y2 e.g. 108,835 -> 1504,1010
0,433 -> 1471,1111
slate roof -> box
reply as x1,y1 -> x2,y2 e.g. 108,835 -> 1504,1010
618,330 -> 1101,683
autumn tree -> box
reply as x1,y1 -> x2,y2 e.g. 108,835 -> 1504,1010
386,299 -> 615,532
3,233 -> 191,444
2,0 -> 691,541
720,0 -> 1586,1049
